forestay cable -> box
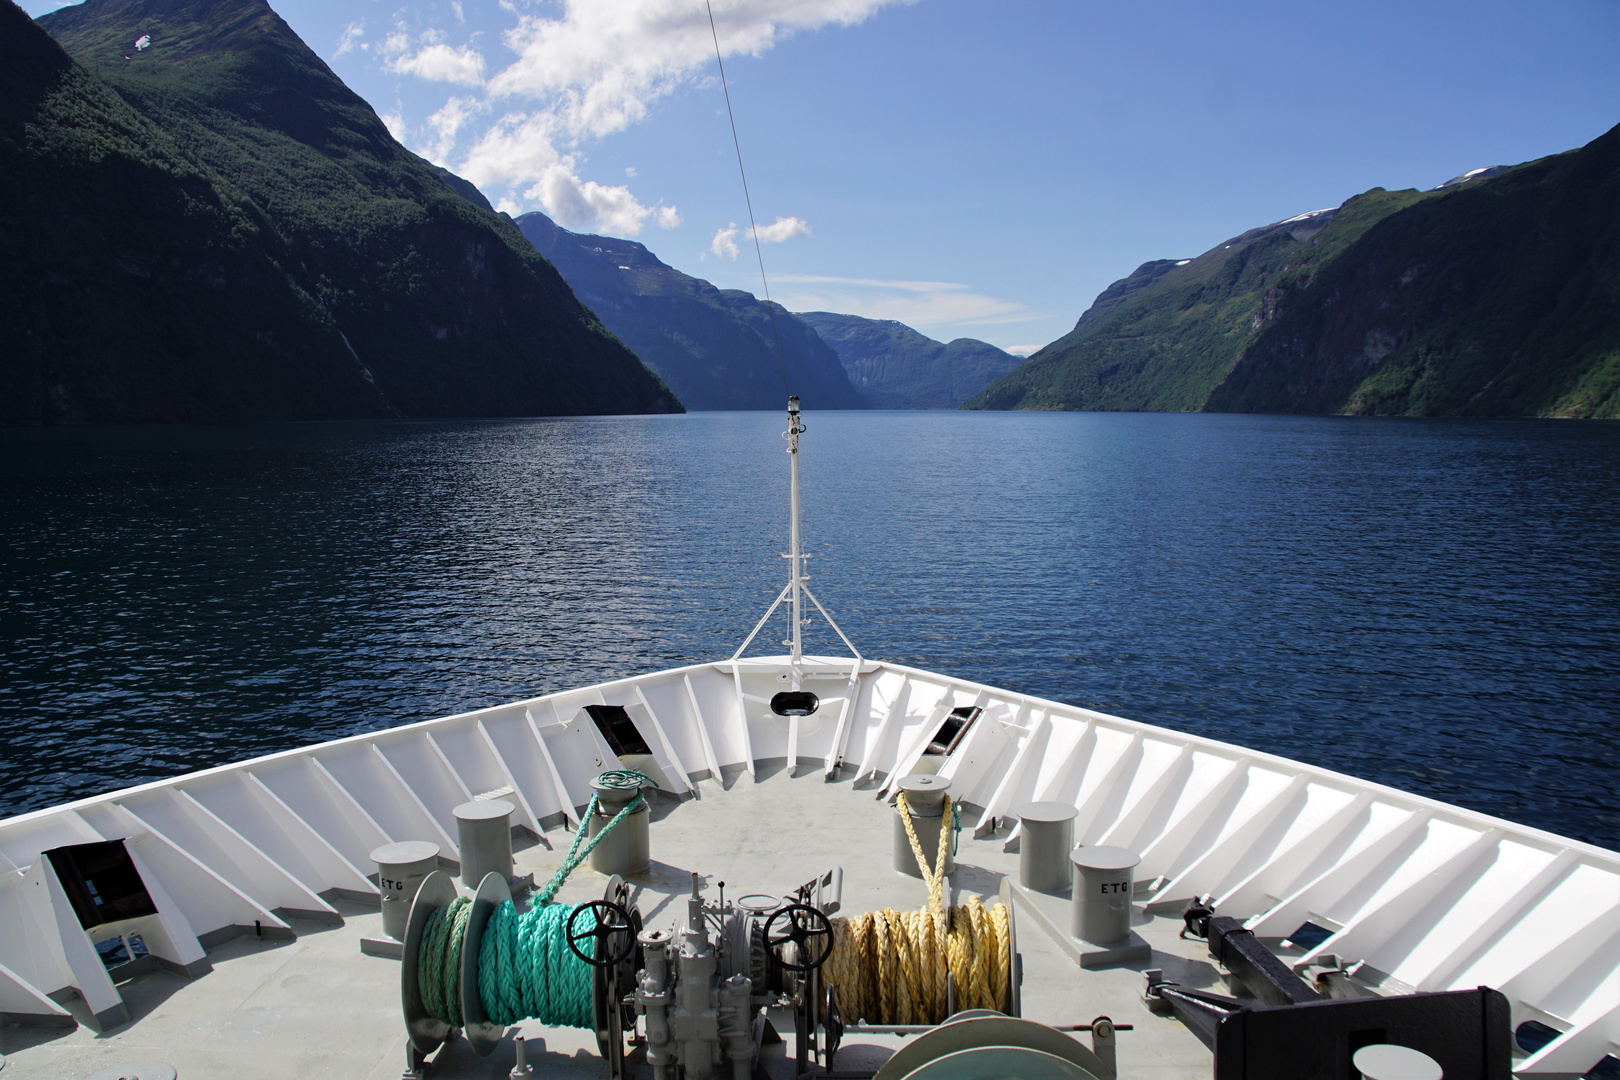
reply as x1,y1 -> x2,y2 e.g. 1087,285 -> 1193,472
705,0 -> 791,397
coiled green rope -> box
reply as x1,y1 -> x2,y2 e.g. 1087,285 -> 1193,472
418,770 -> 652,1029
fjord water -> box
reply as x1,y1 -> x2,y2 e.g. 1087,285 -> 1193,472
1,412 -> 1616,848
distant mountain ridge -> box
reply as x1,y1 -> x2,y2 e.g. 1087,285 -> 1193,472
792,313 -> 1021,409
967,125 -> 1620,418
2,0 -> 677,424
516,212 -> 861,411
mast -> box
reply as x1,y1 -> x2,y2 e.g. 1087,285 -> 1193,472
731,397 -> 860,671
787,395 -> 805,688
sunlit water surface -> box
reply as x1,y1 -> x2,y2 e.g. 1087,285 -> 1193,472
2,411 -> 1616,848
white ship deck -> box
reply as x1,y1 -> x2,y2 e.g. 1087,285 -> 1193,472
1,656 -> 1617,1077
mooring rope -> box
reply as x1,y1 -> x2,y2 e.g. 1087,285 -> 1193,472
418,771 -> 652,1029
824,791 -> 1012,1025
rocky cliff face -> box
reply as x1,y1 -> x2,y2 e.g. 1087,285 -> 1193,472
1,0 -> 678,425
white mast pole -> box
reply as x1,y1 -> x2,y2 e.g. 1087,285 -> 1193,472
787,396 -> 805,689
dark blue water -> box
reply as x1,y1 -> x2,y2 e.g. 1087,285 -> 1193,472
2,412 -> 1616,849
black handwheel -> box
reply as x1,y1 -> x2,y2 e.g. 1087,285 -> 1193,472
763,903 -> 833,972
567,900 -> 636,968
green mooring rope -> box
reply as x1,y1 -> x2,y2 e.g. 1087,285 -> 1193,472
418,770 -> 652,1029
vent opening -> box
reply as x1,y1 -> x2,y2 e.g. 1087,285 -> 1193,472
771,691 -> 819,716
1280,921 -> 1335,951
924,706 -> 981,756
1515,1020 -> 1562,1055
583,704 -> 652,757
46,839 -> 158,930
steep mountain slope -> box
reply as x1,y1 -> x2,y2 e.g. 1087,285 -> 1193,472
792,312 -> 1021,409
1210,126 -> 1620,417
8,0 -> 677,424
967,122 -> 1620,419
963,188 -> 1435,412
0,0 -> 392,423
515,213 -> 863,411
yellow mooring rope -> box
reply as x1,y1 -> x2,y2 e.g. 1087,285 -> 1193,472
825,792 -> 1012,1025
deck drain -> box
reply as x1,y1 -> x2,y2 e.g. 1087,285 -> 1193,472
84,1064 -> 176,1080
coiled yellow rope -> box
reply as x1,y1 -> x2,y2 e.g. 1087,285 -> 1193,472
825,792 -> 1011,1024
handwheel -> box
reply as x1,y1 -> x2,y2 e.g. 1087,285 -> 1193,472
567,900 -> 636,968
763,903 -> 833,972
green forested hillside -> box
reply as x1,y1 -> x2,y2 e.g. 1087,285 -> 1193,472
2,0 -> 677,424
967,122 -> 1620,418
516,212 -> 862,411
0,0 -> 392,422
1211,125 -> 1620,417
963,188 -> 1434,412
793,312 -> 1020,409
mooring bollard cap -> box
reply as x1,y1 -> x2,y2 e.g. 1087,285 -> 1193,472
454,799 -> 514,822
1069,845 -> 1141,872
1016,801 -> 1079,824
371,840 -> 441,866
898,774 -> 950,808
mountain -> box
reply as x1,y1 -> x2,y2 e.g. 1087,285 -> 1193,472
3,0 -> 677,425
515,212 -> 863,411
1209,127 -> 1620,417
792,313 -> 1021,409
963,188 -> 1436,412
967,124 -> 1620,419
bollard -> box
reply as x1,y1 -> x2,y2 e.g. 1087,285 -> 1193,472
1016,801 -> 1078,894
454,800 -> 514,889
893,776 -> 954,878
371,841 -> 441,941
1070,845 -> 1140,945
1352,1044 -> 1444,1080
588,774 -> 651,876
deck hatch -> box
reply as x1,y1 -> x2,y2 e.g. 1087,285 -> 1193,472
583,704 -> 653,758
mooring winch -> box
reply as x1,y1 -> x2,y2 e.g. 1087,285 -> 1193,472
394,765 -> 1139,1080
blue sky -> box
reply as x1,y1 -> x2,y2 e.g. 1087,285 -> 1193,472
24,0 -> 1620,353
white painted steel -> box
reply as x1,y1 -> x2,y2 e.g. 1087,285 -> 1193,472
0,655 -> 1615,1076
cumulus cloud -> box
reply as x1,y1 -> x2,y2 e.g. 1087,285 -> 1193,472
774,274 -> 1036,330
382,29 -> 487,87
441,0 -> 908,231
334,20 -> 365,57
711,224 -> 740,259
379,110 -> 408,142
1005,345 -> 1045,357
375,0 -> 907,234
424,96 -> 481,162
752,216 -> 811,243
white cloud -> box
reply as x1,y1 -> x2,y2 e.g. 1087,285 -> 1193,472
451,1 -> 465,24
774,274 -> 1037,329
438,0 -> 909,224
656,205 -> 681,228
711,224 -> 740,259
624,166 -> 638,177
1004,344 -> 1045,357
334,20 -> 365,57
382,30 -> 487,87
379,110 -> 408,142
752,215 -> 811,243
423,96 -> 480,162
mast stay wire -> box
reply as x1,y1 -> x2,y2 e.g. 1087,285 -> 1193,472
705,0 -> 791,398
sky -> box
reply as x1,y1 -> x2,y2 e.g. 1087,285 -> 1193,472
23,0 -> 1620,354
